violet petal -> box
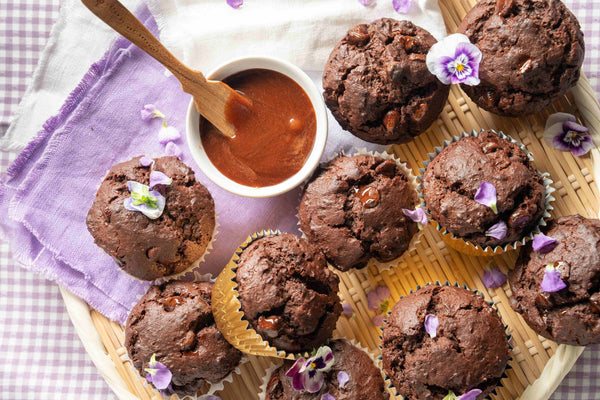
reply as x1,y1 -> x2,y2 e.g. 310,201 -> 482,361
403,207 -> 428,227
458,389 -> 482,400
337,371 -> 350,389
372,314 -> 385,326
367,286 -> 391,311
485,221 -> 507,240
424,314 -> 439,338
474,181 -> 498,213
532,232 -> 557,253
139,156 -> 154,167
164,142 -> 183,157
393,0 -> 411,13
342,303 -> 354,317
150,362 -> 173,390
158,125 -> 181,144
541,264 -> 567,293
302,370 -> 324,393
149,171 -> 173,188
482,265 -> 507,289
227,0 -> 243,8
358,0 -> 376,5
322,394 -> 336,400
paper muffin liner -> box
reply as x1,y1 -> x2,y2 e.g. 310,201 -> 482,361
417,129 -> 555,257
378,281 -> 513,400
212,230 -> 317,360
296,147 -> 423,274
257,338 -> 389,400
122,271 -> 248,399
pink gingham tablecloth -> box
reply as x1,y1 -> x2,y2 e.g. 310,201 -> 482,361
1,1 -> 599,399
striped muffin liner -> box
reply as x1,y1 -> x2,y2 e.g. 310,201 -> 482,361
256,338 -> 390,400
378,281 -> 514,400
212,230 -> 328,360
296,147 -> 423,274
122,272 -> 248,399
417,129 -> 555,257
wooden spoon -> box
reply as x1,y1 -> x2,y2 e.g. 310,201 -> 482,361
81,0 -> 244,138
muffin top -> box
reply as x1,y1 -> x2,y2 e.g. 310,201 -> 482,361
458,0 -> 584,116
382,285 -> 509,400
323,18 -> 449,144
235,234 -> 342,352
509,215 -> 600,345
422,130 -> 545,248
86,156 -> 215,280
264,339 -> 389,400
125,281 -> 242,395
299,155 -> 418,271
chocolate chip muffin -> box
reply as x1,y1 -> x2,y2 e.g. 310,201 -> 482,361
299,154 -> 418,271
458,0 -> 584,117
382,285 -> 510,400
264,339 -> 389,400
422,130 -> 546,248
323,18 -> 449,144
86,156 -> 215,280
235,234 -> 342,353
125,281 -> 242,395
509,215 -> 600,345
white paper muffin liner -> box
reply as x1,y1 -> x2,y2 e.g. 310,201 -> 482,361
377,281 -> 513,400
417,129 -> 556,256
257,338 -> 388,400
296,147 -> 423,274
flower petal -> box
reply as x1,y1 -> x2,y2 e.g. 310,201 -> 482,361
124,182 -> 166,219
571,135 -> 594,156
424,314 -> 439,338
302,370 -> 324,393
485,221 -> 507,240
285,358 -> 304,378
403,207 -> 428,227
532,232 -> 557,253
426,34 -> 481,85
141,104 -> 157,121
545,112 -> 576,130
337,371 -> 350,389
474,182 -> 498,213
140,156 -> 154,167
458,389 -> 482,400
164,142 -> 183,157
149,171 -> 173,188
151,362 -> 173,390
482,264 -> 507,288
541,263 -> 567,292
372,314 -> 385,326
227,0 -> 243,8
358,0 -> 376,6
368,286 -> 390,311
158,125 -> 181,144
392,0 -> 411,13
322,394 -> 336,400
563,120 -> 588,134
342,303 -> 354,317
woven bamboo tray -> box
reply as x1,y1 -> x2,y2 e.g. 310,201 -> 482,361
61,0 -> 600,399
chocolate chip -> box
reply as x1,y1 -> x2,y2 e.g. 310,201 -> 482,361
409,53 -> 426,62
509,208 -> 531,229
163,296 -> 182,312
359,186 -> 380,208
399,35 -> 417,51
258,316 -> 283,338
519,59 -> 534,74
347,25 -> 370,46
482,141 -> 499,154
182,330 -> 196,351
590,293 -> 600,313
413,103 -> 428,122
383,110 -> 401,132
478,90 -> 498,108
496,0 -> 514,17
535,292 -> 553,308
146,247 -> 159,260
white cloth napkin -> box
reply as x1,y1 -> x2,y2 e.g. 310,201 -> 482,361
2,0 -> 445,151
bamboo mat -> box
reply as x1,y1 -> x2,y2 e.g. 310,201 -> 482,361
88,0 -> 600,399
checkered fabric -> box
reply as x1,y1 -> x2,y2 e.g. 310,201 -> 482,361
0,1 -> 599,399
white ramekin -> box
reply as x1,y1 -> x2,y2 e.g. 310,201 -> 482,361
186,56 -> 328,198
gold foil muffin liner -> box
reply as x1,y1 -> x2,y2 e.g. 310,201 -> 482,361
296,147 -> 423,273
378,281 -> 513,399
417,129 -> 555,257
257,338 -> 390,400
212,230 -> 319,360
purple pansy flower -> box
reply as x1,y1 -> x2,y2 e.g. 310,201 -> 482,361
367,285 -> 392,326
165,141 -> 183,158
124,181 -> 165,220
541,263 -> 567,293
158,124 -> 181,144
424,314 -> 439,338
543,113 -> 594,157
426,33 -> 482,86
403,207 -> 428,230
342,303 -> 354,317
140,156 -> 154,167
227,0 -> 243,8
149,171 -> 173,189
532,232 -> 557,253
443,389 -> 482,400
485,221 -> 507,240
144,354 -> 172,390
140,104 -> 165,122
474,182 -> 498,214
393,0 -> 411,13
482,263 -> 507,289
285,346 -> 335,393
337,371 -> 349,389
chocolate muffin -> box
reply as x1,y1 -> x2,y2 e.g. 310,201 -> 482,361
382,285 -> 510,400
264,339 -> 389,400
422,130 -> 546,248
509,215 -> 600,345
458,0 -> 584,117
125,281 -> 242,395
235,234 -> 342,353
299,154 -> 418,271
86,156 -> 215,280
323,18 -> 449,144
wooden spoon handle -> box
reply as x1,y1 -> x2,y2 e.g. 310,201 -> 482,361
81,0 -> 205,85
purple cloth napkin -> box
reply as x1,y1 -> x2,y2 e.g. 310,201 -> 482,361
0,5 -> 384,324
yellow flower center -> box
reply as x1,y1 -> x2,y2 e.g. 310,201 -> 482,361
310,362 -> 317,369
456,63 -> 464,72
